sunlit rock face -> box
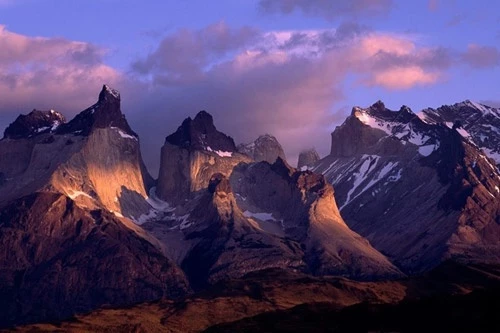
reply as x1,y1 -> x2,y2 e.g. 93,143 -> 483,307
0,86 -> 189,327
148,111 -> 402,288
313,101 -> 500,273
0,85 -> 153,220
229,158 -> 402,279
157,110 -> 251,204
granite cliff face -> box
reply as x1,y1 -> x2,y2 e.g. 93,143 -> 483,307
0,85 -> 153,219
0,86 -> 188,327
143,113 -> 402,288
229,158 -> 402,279
313,101 -> 500,273
156,111 -> 251,204
3,88 -> 500,329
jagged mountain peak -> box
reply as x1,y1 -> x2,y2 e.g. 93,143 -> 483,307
237,133 -> 287,163
57,85 -> 136,137
297,148 -> 320,170
3,109 -> 65,139
193,110 -> 214,125
98,84 -> 121,102
419,100 -> 500,165
165,110 -> 236,152
352,102 -> 417,125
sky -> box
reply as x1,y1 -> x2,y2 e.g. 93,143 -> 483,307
0,0 -> 499,175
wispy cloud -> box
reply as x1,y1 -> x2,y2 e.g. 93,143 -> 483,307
258,0 -> 393,20
461,44 -> 500,68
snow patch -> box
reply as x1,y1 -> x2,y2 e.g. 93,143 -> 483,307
111,127 -> 137,141
456,127 -> 471,138
418,145 -> 436,157
243,211 -> 276,221
206,146 -> 233,157
243,210 -> 284,229
104,85 -> 120,99
483,148 -> 500,165
35,126 -> 50,133
51,121 -> 60,131
130,187 -> 175,225
177,215 -> 192,229
354,110 -> 392,135
340,155 -> 379,210
67,190 -> 92,200
465,100 -> 499,117
387,169 -> 403,182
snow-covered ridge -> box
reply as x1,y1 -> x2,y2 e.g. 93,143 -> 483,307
462,100 -> 500,118
419,100 -> 500,165
353,106 -> 440,157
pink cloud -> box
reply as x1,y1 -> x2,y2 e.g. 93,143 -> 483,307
368,66 -> 440,89
0,25 -> 120,113
348,33 -> 448,89
129,25 -> 448,171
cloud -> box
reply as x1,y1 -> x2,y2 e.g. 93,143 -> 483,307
129,23 -> 448,173
0,25 -> 120,115
428,0 -> 439,12
367,66 -> 440,89
0,23 -> 454,176
258,0 -> 393,20
461,44 -> 500,68
131,21 -> 258,84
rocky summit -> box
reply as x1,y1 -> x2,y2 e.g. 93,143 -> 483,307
237,134 -> 287,164
297,148 -> 320,169
3,109 -> 65,139
313,101 -> 500,273
1,88 -> 500,330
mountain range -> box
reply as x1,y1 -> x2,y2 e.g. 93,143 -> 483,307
1,86 -> 499,331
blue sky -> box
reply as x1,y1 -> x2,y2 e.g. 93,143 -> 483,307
0,0 -> 499,173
